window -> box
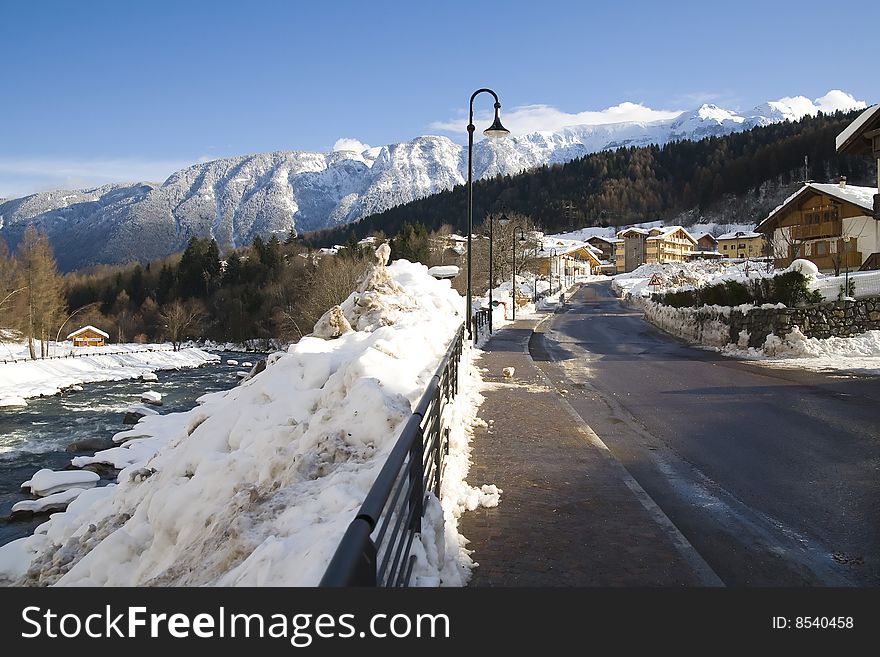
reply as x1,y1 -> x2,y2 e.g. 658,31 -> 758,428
815,241 -> 827,256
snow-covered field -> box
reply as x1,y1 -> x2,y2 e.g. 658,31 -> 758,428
0,248 -> 496,587
0,345 -> 219,404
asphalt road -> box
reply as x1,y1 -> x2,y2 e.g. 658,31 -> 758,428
533,280 -> 880,586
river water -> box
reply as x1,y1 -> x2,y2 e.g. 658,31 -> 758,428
0,351 -> 259,547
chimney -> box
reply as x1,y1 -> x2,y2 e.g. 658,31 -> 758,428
839,176 -> 847,189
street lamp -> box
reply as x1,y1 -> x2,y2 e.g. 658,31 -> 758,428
499,219 -> 527,321
466,88 -> 509,341
541,247 -> 558,296
487,212 -> 507,334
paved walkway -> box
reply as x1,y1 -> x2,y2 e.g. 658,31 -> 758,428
461,315 -> 716,586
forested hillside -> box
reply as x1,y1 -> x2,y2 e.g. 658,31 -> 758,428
307,109 -> 873,246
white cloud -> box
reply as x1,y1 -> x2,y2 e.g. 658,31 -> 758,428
332,138 -> 371,153
430,101 -> 684,136
774,90 -> 866,120
814,90 -> 866,114
0,156 -> 200,199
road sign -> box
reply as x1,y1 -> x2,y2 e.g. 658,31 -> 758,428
648,273 -> 662,287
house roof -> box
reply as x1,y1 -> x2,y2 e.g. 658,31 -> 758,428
717,231 -> 762,240
616,227 -> 649,237
67,325 -> 109,339
536,238 -> 602,264
694,232 -> 718,242
836,104 -> 880,155
586,235 -> 616,244
645,225 -> 698,244
756,182 -> 876,232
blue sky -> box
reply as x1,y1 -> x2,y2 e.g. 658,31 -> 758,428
0,0 -> 876,197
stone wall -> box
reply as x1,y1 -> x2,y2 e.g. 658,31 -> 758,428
729,297 -> 880,347
642,296 -> 880,348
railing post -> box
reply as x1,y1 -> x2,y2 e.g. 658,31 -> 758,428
409,429 -> 424,532
435,426 -> 448,498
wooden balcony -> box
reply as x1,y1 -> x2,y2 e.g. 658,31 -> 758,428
790,220 -> 841,241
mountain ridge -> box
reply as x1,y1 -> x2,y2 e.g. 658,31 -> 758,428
0,91 -> 866,270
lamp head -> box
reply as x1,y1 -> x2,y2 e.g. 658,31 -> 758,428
498,213 -> 510,227
483,102 -> 510,139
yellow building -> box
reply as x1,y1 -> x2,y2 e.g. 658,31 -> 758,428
755,181 -> 878,272
716,231 -> 765,259
614,225 -> 697,273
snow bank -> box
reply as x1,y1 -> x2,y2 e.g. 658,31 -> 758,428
643,301 -> 731,346
0,347 -> 219,401
721,329 -> 880,376
613,259 -> 775,299
0,249 -> 491,587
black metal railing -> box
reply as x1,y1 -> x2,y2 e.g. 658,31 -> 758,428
473,308 -> 490,342
320,322 -> 465,587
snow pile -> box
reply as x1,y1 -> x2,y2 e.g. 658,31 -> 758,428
613,259 -> 775,299
721,329 -> 880,376
812,270 -> 880,302
0,248 -> 492,587
0,346 -> 218,402
643,301 -> 731,346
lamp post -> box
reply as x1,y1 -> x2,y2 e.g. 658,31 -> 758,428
843,236 -> 852,299
488,213 -> 507,334
541,247 -> 558,296
466,89 -> 509,341
500,222 -> 527,321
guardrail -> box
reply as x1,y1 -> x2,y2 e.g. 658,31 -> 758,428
320,322 -> 465,587
0,347 -> 174,365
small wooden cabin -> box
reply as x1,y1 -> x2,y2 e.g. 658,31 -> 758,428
67,325 -> 109,347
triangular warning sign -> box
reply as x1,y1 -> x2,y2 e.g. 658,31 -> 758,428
648,273 -> 662,286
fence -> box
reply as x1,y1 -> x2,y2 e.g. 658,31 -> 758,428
320,322 -> 465,587
473,308 -> 490,342
0,346 -> 174,365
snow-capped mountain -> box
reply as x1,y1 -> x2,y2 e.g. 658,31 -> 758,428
0,92 -> 865,270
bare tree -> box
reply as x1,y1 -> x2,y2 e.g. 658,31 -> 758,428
159,299 -> 205,351
297,251 -> 369,331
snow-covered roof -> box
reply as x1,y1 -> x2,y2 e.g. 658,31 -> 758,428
717,231 -> 762,240
835,104 -> 880,154
693,232 -> 717,241
757,182 -> 876,231
645,225 -> 698,244
536,238 -> 601,262
617,227 -> 649,237
586,235 -> 616,244
67,325 -> 109,339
